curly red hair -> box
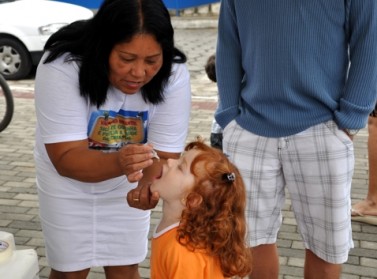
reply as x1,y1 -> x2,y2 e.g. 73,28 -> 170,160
177,141 -> 252,277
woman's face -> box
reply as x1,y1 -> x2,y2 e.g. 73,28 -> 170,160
108,34 -> 163,94
151,149 -> 200,203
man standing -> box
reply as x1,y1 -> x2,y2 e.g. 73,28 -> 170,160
215,1 -> 377,278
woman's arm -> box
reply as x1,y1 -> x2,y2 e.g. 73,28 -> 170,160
45,140 -> 154,182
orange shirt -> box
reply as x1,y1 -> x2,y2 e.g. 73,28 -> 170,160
150,223 -> 226,279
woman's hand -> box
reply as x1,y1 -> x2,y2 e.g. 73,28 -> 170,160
127,182 -> 160,210
126,149 -> 179,210
118,144 -> 154,182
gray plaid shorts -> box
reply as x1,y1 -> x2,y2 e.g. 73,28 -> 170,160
223,120 -> 354,264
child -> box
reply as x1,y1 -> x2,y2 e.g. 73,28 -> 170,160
150,139 -> 252,278
206,54 -> 223,150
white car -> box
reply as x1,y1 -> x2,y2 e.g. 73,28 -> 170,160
0,0 -> 93,80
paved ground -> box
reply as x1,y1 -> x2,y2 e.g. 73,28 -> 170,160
1,4 -> 377,279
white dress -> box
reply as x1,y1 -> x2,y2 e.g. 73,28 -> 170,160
33,53 -> 191,271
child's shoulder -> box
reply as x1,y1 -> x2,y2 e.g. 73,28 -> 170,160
152,222 -> 179,239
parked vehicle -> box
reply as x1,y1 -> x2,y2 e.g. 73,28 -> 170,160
0,0 -> 93,80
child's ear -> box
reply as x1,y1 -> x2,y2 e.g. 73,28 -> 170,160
186,193 -> 203,208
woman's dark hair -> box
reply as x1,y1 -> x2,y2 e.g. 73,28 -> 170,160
43,0 -> 186,107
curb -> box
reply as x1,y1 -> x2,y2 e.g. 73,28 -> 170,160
171,17 -> 218,29
168,3 -> 219,29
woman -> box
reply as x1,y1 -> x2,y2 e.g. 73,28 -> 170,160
33,0 -> 191,278
150,140 -> 252,278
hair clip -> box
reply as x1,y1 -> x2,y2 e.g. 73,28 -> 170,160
222,172 -> 236,183
227,173 -> 236,182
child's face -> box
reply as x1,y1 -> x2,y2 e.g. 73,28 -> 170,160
150,149 -> 200,202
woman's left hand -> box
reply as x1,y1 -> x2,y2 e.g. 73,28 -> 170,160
127,182 -> 160,210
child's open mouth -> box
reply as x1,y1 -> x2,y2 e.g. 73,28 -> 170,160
155,166 -> 163,179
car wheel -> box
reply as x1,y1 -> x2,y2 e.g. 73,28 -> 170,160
0,37 -> 32,80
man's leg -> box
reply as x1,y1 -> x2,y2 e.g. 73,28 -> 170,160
352,115 -> 377,216
222,120 -> 284,279
248,244 -> 279,279
282,121 -> 353,278
304,250 -> 341,279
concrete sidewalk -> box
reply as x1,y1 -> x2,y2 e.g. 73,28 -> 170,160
1,6 -> 377,279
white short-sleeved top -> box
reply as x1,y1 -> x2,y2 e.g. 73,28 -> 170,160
34,52 -> 191,194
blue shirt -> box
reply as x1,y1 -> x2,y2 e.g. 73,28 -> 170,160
216,0 -> 377,137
